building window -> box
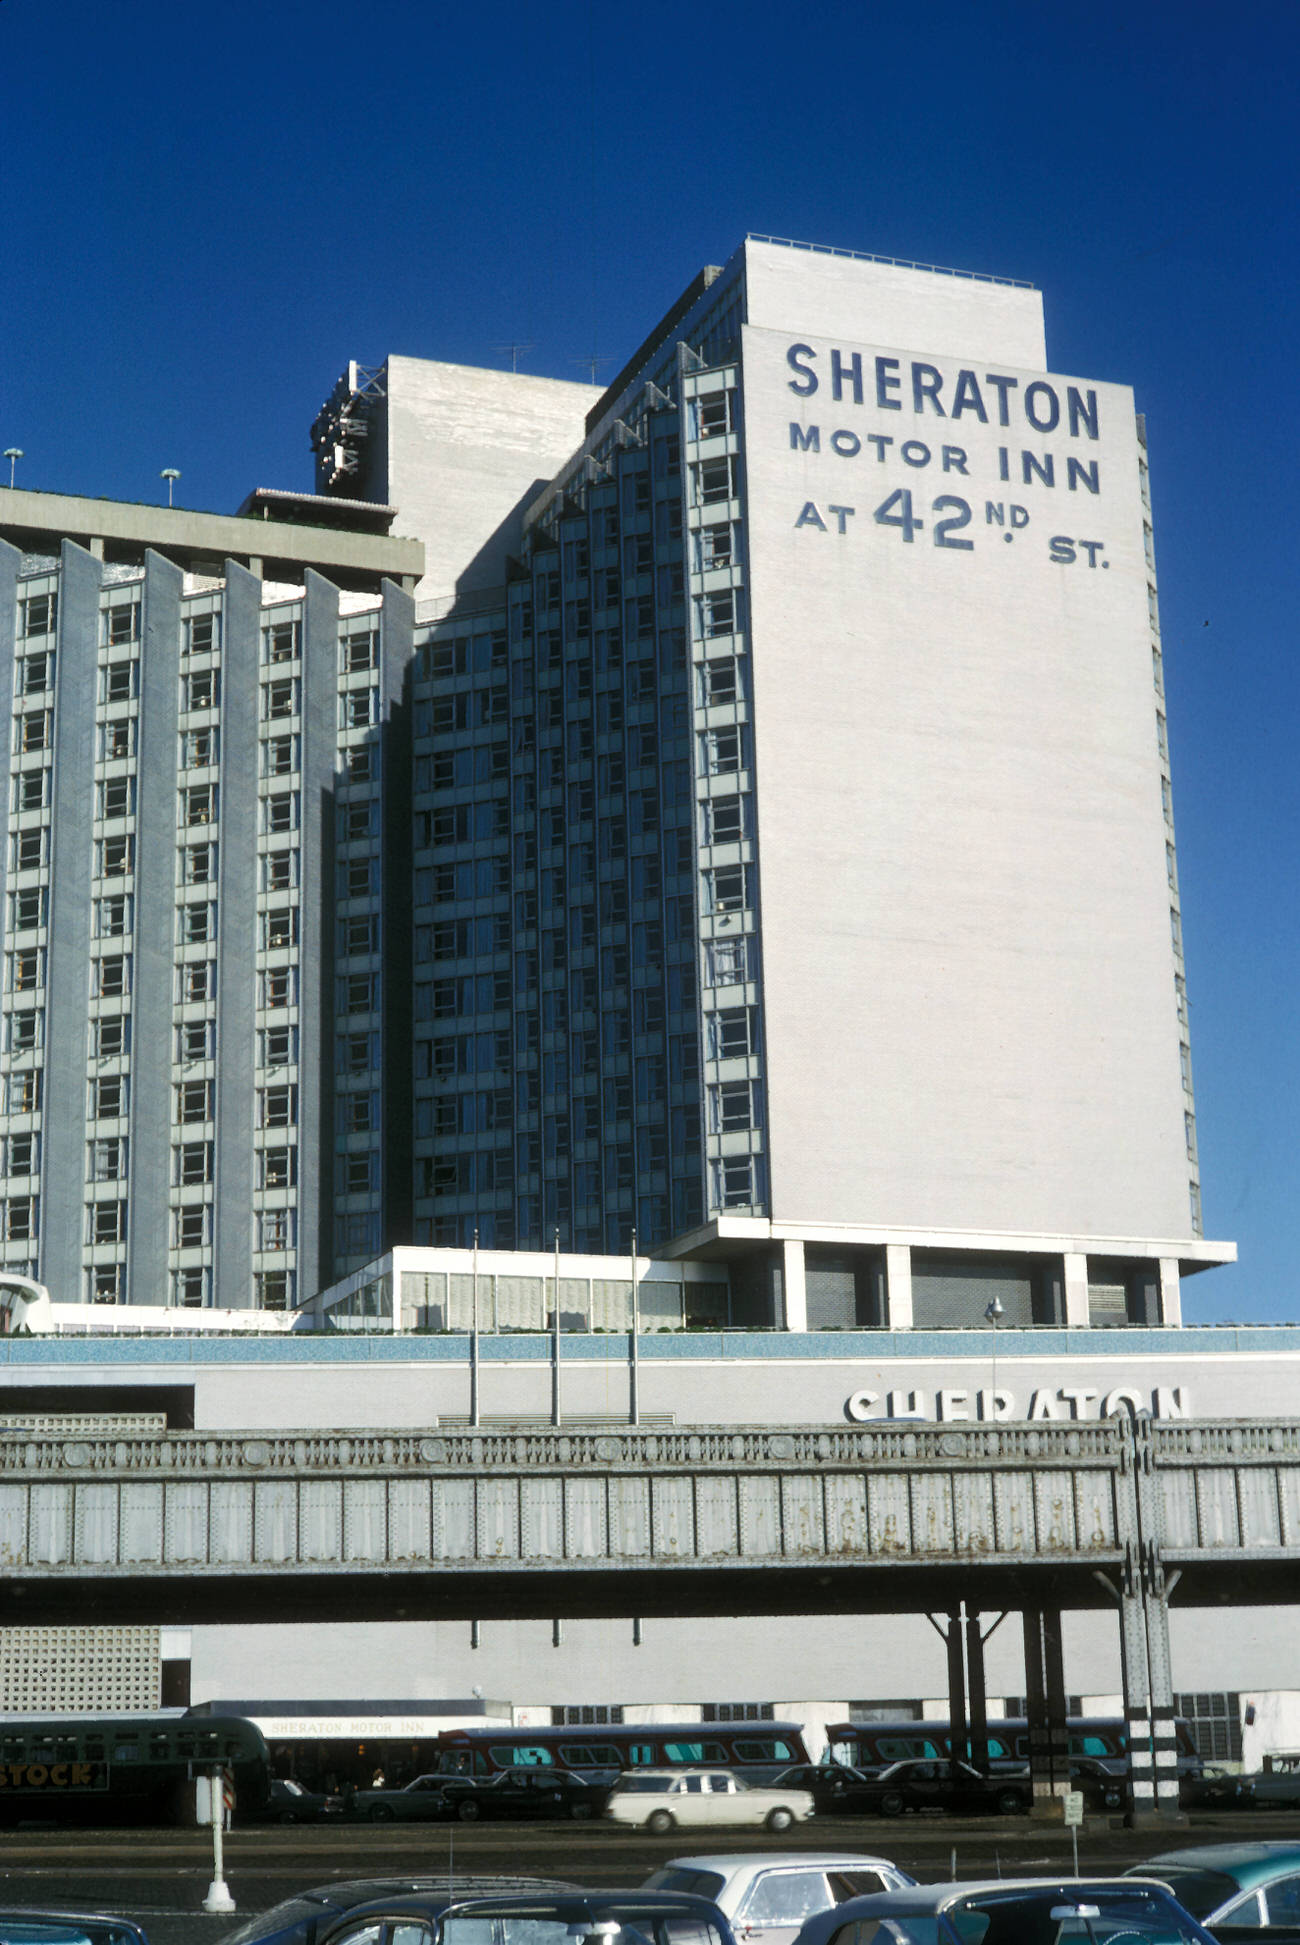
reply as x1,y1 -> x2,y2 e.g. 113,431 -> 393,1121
20,593 -> 57,638
102,601 -> 140,647
263,619 -> 300,662
714,1155 -> 756,1208
95,955 -> 130,998
181,903 -> 213,945
91,1200 -> 127,1244
175,1205 -> 209,1250
264,735 -> 298,777
257,1270 -> 293,1311
701,727 -> 743,774
20,652 -> 51,694
263,677 -> 297,719
99,834 -> 134,876
184,612 -> 219,656
341,914 -> 378,956
177,1141 -> 213,1185
7,1011 -> 40,1054
261,965 -> 297,1009
8,949 -> 42,993
260,1146 -> 297,1189
89,1137 -> 126,1182
101,661 -> 135,704
693,456 -> 737,505
261,1025 -> 297,1066
184,784 -> 216,825
700,1701 -> 773,1722
5,1133 -> 37,1177
550,1705 -> 626,1726
6,1072 -> 41,1116
699,588 -> 739,639
258,1209 -> 295,1252
262,908 -> 298,951
261,1084 -> 297,1128
13,828 -> 45,872
9,887 -> 46,931
182,728 -> 218,769
177,1080 -> 213,1123
178,961 -> 213,1004
343,628 -> 378,673
19,710 -> 50,753
184,668 -> 219,711
706,864 -> 751,914
183,843 -> 214,884
693,391 -> 735,441
265,792 -> 298,834
709,1006 -> 755,1060
343,688 -> 375,729
99,776 -> 136,820
706,938 -> 752,988
93,1016 -> 128,1057
91,1075 -> 126,1119
711,1080 -> 756,1132
99,719 -> 133,761
175,1266 -> 208,1307
89,1264 -> 123,1304
178,1019 -> 212,1062
343,1152 -> 374,1195
95,894 -> 130,938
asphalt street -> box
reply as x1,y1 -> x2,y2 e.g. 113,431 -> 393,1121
0,1810 -> 1294,1945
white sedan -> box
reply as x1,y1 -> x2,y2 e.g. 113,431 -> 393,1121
604,1769 -> 815,1834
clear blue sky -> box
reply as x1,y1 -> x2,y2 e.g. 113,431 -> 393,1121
1,0 -> 1295,1323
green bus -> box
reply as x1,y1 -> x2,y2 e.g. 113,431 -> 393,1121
0,1710 -> 270,1824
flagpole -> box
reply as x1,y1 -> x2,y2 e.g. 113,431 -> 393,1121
629,1227 -> 640,1427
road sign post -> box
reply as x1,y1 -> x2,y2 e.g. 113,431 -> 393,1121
1063,1787 -> 1084,1873
202,1766 -> 236,1914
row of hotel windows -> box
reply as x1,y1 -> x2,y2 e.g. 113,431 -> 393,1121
13,597 -> 375,670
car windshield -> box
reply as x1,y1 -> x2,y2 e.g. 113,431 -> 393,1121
1133,1871 -> 1243,1921
616,1778 -> 673,1793
443,1916 -> 726,1945
642,1876 -> 726,1903
952,1888 -> 1211,1945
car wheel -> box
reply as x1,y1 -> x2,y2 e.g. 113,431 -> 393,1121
878,1791 -> 905,1818
457,1797 -> 482,1821
646,1808 -> 674,1834
369,1803 -> 396,1822
995,1788 -> 1027,1815
569,1803 -> 594,1820
765,1806 -> 795,1833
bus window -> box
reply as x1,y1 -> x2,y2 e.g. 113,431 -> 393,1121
663,1742 -> 729,1764
627,1744 -> 657,1766
733,1739 -> 793,1763
112,1742 -> 140,1762
488,1744 -> 553,1767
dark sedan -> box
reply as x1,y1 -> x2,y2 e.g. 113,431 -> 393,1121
862,1759 -> 1030,1816
439,1766 -> 611,1821
344,1774 -> 452,1822
220,1877 -> 580,1945
317,1890 -> 738,1945
243,1778 -> 339,1824
768,1764 -> 882,1815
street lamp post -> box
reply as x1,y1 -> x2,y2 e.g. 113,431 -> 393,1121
161,467 -> 181,507
4,449 -> 22,488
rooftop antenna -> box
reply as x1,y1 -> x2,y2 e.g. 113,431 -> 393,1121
492,343 -> 536,373
985,1296 -> 1004,1416
4,449 -> 22,488
160,467 -> 180,507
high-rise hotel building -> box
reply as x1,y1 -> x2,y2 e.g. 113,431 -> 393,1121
0,237 -> 1232,1316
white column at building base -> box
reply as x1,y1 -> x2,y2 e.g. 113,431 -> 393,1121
885,1244 -> 912,1330
1159,1258 -> 1182,1326
782,1238 -> 807,1332
1064,1252 -> 1090,1327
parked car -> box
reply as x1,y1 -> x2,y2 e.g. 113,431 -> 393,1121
0,1916 -> 149,1945
789,1879 -> 1219,1945
644,1852 -> 916,1945
438,1765 -> 610,1821
1131,1842 -> 1300,1931
343,1773 -> 452,1822
1180,1767 -> 1254,1811
1243,1763 -> 1300,1808
605,1769 -> 815,1834
855,1758 -> 1030,1817
765,1766 -> 883,1816
314,1890 -> 739,1945
219,1877 -> 579,1945
1067,1757 -> 1129,1813
243,1777 -> 339,1824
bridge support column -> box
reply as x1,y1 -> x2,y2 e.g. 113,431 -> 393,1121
1024,1605 -> 1069,1817
965,1606 -> 990,1772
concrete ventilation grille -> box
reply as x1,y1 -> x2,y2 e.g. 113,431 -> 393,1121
0,1627 -> 161,1711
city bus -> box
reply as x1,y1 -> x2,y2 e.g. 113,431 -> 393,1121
824,1715 -> 1202,1779
429,1722 -> 811,1784
0,1710 -> 270,1824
